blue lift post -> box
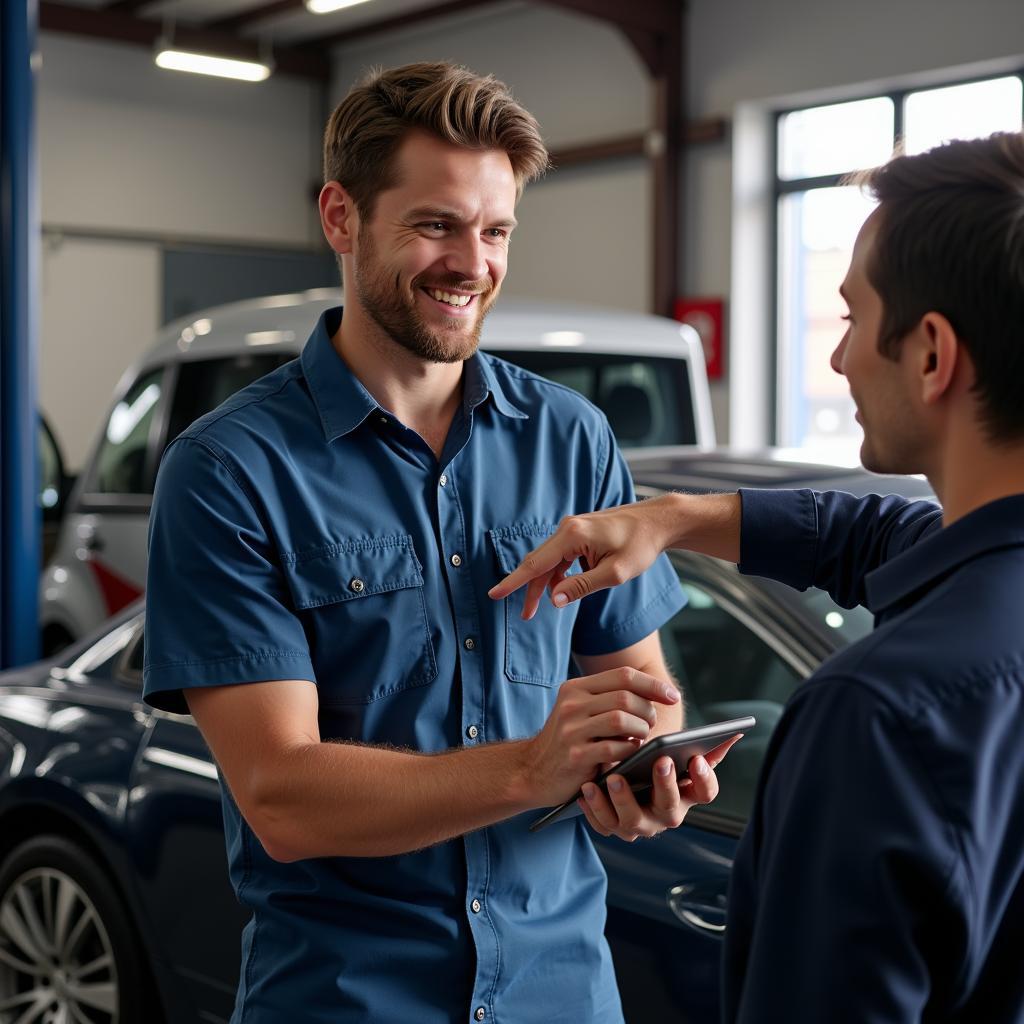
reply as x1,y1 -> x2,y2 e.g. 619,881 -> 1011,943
0,1 -> 41,667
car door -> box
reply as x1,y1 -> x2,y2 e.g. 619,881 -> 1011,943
41,366 -> 171,648
120,627 -> 247,1024
598,555 -> 812,1024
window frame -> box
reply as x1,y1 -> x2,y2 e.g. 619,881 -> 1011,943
771,69 -> 1024,447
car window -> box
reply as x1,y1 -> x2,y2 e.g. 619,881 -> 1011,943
793,586 -> 874,644
39,416 -> 63,516
487,350 -> 697,447
659,579 -> 802,824
87,368 -> 165,496
166,353 -> 292,446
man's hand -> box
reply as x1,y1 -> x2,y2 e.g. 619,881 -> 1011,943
519,666 -> 681,808
488,492 -> 742,619
577,736 -> 741,841
488,498 -> 680,619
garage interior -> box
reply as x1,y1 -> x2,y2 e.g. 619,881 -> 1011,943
1,0 -> 1023,1021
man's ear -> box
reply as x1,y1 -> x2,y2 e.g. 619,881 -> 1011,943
319,182 -> 359,256
915,311 -> 962,406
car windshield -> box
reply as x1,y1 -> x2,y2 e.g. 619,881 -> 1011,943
487,349 -> 697,447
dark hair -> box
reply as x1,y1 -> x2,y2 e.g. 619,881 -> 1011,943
323,61 -> 549,218
855,131 -> 1024,441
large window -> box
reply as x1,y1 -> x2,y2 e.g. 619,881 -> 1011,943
775,74 -> 1024,462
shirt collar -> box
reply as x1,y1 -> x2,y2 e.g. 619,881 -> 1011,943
865,493 -> 1024,614
466,351 -> 530,421
301,307 -> 528,442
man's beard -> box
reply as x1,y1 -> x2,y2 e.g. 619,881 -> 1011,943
354,226 -> 496,364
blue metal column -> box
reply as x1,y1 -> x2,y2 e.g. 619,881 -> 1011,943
1,0 -> 41,666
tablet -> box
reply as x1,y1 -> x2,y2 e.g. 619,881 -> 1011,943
528,716 -> 755,832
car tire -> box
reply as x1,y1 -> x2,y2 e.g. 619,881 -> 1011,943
0,834 -> 155,1024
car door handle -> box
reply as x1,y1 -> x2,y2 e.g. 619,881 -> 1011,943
667,881 -> 727,936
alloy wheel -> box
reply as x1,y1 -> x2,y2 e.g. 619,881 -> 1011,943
0,866 -> 119,1024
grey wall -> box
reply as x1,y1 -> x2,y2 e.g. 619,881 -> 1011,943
38,33 -> 325,469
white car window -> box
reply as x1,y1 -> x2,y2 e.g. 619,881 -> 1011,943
87,368 -> 164,496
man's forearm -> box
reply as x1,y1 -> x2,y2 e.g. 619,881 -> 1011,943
655,491 -> 742,563
249,737 -> 536,861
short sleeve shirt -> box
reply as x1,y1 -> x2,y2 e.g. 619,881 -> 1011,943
143,307 -> 685,1024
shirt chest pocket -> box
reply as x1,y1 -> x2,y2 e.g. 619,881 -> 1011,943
282,534 -> 437,704
489,524 -> 581,687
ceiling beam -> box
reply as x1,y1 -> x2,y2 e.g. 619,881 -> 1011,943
102,0 -> 160,12
317,0 -> 503,47
207,0 -> 303,34
39,2 -> 331,81
539,0 -> 677,39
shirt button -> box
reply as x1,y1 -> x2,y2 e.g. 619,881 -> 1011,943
463,637 -> 476,651
450,553 -> 462,567
471,898 -> 482,913
349,578 -> 365,593
466,724 -> 479,740
439,473 -> 448,487
475,1010 -> 486,1022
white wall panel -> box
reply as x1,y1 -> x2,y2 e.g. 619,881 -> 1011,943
39,33 -> 322,247
39,237 -> 160,472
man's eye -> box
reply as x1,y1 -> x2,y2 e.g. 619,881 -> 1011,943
485,228 -> 509,240
420,222 -> 448,233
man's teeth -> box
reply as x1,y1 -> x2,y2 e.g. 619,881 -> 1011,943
428,289 -> 473,308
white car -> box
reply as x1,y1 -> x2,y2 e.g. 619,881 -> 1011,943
39,289 -> 714,653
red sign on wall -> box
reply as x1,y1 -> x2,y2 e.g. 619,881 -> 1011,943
674,298 -> 725,380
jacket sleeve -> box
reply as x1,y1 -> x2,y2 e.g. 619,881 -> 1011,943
722,675 -> 969,1024
737,488 -> 942,609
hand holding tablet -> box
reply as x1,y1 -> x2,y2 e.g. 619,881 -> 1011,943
530,716 -> 754,832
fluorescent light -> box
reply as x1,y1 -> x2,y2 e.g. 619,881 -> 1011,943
306,0 -> 374,13
155,48 -> 272,82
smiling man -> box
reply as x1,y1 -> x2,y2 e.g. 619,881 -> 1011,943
490,131 -> 1024,1021
142,63 -> 730,1024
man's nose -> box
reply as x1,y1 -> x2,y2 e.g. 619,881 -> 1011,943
445,234 -> 489,282
830,332 -> 848,376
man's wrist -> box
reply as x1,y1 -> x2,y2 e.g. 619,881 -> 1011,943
656,490 -> 742,562
497,738 -> 539,812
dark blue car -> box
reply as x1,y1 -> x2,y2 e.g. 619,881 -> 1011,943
0,452 -> 933,1023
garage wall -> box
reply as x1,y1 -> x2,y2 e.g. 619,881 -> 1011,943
38,32 -> 326,470
331,4 -> 653,312
40,237 -> 160,471
686,0 -> 1024,443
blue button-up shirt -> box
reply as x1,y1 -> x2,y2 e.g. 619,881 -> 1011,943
724,488 -> 1024,1022
143,308 -> 684,1024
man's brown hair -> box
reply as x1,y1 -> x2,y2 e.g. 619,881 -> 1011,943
856,131 -> 1024,441
323,61 -> 549,218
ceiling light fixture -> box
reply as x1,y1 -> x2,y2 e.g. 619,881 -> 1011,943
305,0 -> 375,14
154,20 -> 273,82
155,49 -> 273,82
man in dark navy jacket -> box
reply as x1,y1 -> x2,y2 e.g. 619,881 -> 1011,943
491,131 -> 1024,1021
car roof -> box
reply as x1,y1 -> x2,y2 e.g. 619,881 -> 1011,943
144,288 -> 703,369
626,447 -> 937,499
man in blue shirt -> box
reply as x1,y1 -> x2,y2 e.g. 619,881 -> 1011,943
144,62 -> 732,1023
491,132 -> 1024,1020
